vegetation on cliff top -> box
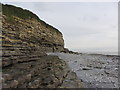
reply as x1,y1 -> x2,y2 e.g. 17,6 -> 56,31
2,4 -> 62,35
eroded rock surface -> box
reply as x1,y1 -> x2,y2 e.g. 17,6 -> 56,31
48,53 -> 119,88
1,4 -> 84,88
2,56 -> 83,88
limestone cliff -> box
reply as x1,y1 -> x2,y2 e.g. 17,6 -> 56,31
1,4 -> 84,88
2,4 -> 65,67
2,4 -> 64,52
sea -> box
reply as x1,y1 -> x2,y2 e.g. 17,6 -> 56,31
76,50 -> 118,55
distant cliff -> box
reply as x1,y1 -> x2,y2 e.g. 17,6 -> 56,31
1,4 -> 83,88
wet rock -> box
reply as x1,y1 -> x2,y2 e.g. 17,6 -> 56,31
49,53 -> 119,88
94,66 -> 102,69
104,70 -> 110,74
74,61 -> 77,63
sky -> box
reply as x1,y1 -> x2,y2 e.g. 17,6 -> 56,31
2,2 -> 118,53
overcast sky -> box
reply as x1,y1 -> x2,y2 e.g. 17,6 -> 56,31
3,2 -> 118,52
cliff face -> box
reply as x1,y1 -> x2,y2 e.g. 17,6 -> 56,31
1,4 -> 83,88
2,15 -> 64,51
2,7 -> 64,52
2,4 -> 64,67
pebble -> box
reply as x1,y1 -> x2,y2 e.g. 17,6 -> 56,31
48,53 -> 119,88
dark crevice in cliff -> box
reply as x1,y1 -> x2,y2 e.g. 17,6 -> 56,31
17,60 -> 38,64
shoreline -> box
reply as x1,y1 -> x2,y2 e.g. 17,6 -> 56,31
2,55 -> 84,88
48,52 -> 119,88
80,53 -> 119,57
61,51 -> 119,57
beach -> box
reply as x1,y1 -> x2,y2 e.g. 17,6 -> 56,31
47,52 -> 119,88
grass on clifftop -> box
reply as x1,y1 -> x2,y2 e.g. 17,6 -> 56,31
2,4 -> 62,35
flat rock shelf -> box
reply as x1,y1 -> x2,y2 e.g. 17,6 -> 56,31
47,52 -> 119,88
2,55 -> 84,88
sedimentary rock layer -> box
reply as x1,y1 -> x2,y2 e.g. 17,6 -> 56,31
1,4 -> 84,88
2,4 -> 64,67
2,56 -> 83,88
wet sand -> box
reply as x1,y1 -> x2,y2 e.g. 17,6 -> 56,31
48,52 -> 119,88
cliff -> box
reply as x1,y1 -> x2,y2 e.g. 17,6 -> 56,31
2,4 -> 64,52
1,4 -> 84,88
2,4 -> 65,67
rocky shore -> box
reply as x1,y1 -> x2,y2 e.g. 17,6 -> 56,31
2,55 -> 83,88
1,4 -> 84,88
48,52 -> 119,88
1,4 -> 118,89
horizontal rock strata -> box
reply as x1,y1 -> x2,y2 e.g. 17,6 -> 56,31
2,56 -> 83,88
1,4 -> 84,88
